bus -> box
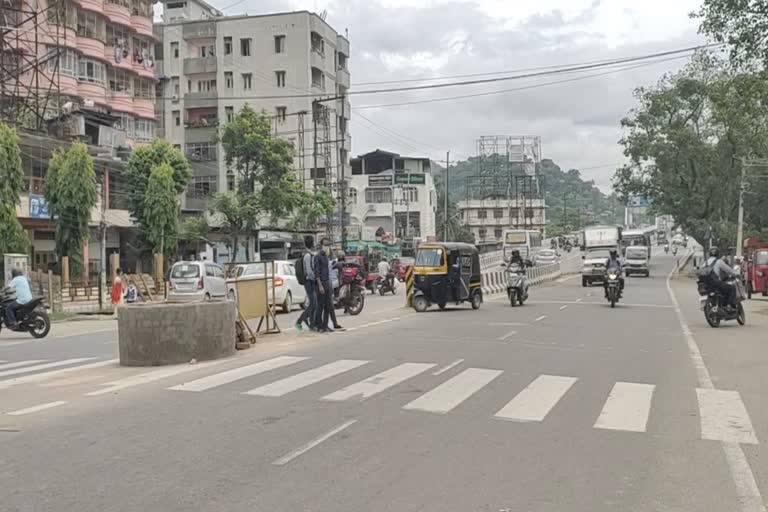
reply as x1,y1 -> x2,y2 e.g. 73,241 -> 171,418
502,229 -> 542,262
621,227 -> 655,259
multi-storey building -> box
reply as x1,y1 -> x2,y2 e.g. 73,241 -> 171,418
153,1 -> 352,212
458,198 -> 546,244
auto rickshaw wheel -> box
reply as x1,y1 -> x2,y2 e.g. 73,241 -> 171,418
413,295 -> 429,313
471,291 -> 482,310
438,302 -> 447,310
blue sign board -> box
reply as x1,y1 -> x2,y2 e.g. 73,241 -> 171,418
29,194 -> 50,219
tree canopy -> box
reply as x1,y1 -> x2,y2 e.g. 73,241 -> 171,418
0,122 -> 28,259
142,163 -> 179,257
694,0 -> 768,69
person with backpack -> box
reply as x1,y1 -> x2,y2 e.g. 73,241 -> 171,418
705,246 -> 739,310
295,236 -> 317,332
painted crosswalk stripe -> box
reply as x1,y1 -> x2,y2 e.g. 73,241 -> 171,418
0,360 -> 48,371
322,362 -> 436,402
244,360 -> 370,397
87,360 -> 226,396
696,388 -> 758,444
494,375 -> 577,422
7,401 -> 68,416
0,358 -> 96,379
167,356 -> 308,392
0,359 -> 117,389
594,382 -> 655,432
403,368 -> 502,414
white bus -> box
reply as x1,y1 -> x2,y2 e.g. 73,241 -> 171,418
502,229 -> 542,262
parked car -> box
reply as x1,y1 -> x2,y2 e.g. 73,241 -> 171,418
226,261 -> 306,313
534,249 -> 559,266
167,261 -> 228,302
393,257 -> 415,281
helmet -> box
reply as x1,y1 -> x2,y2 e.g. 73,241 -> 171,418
709,246 -> 720,258
609,249 -> 618,258
10,268 -> 22,278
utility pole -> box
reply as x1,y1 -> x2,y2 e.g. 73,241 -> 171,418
444,151 -> 449,241
312,100 -> 319,193
736,158 -> 746,258
98,171 -> 107,311
340,93 -> 347,251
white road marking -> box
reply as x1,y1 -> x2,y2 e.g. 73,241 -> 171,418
496,330 -> 517,341
88,360 -> 225,396
559,305 -> 568,311
534,315 -> 547,322
0,358 -> 96,378
696,389 -> 757,445
244,359 -> 369,397
489,322 -> 528,326
575,298 -> 583,303
495,375 -> 577,422
432,359 -> 464,375
666,256 -> 765,512
594,382 -> 655,433
272,419 -> 357,466
0,360 -> 48,371
322,362 -> 435,402
403,368 -> 502,414
166,356 -> 306,392
0,359 -> 118,389
6,400 -> 68,416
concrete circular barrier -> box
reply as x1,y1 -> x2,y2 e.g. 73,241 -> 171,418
117,301 -> 237,366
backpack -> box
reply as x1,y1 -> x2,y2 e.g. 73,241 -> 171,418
295,253 -> 308,285
696,263 -> 720,286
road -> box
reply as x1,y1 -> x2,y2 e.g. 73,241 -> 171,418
1,252 -> 766,512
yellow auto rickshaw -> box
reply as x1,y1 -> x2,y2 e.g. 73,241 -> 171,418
411,242 -> 482,312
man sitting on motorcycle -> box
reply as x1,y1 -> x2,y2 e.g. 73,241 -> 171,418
5,268 -> 32,328
604,249 -> 625,298
705,247 -> 739,310
377,257 -> 393,291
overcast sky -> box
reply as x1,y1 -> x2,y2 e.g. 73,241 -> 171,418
209,0 -> 708,190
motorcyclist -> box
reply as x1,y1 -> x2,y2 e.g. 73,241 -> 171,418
705,247 -> 739,309
604,249 -> 625,298
507,250 -> 525,271
377,257 -> 393,290
664,243 -> 670,253
5,268 -> 32,328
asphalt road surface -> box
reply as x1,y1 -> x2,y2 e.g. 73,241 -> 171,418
1,252 -> 766,512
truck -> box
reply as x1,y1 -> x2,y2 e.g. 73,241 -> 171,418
581,226 -> 622,287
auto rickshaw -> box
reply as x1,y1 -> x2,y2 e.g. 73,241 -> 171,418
411,242 -> 482,312
743,237 -> 768,298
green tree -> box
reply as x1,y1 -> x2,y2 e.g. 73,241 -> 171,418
142,163 -> 179,258
124,139 -> 190,237
0,122 -> 29,262
286,189 -> 335,232
693,0 -> 768,68
44,143 -> 97,277
434,178 -> 474,243
208,192 -> 256,261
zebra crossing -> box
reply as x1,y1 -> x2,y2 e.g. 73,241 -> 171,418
0,355 -> 759,445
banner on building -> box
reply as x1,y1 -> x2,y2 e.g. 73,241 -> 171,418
368,175 -> 393,186
394,173 -> 426,185
29,194 -> 50,218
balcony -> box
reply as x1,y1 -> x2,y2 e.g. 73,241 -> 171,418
184,90 -> 218,108
337,35 -> 350,57
184,125 -> 217,144
336,67 -> 350,88
104,2 -> 131,26
342,133 -> 351,151
182,21 -> 216,40
183,56 -> 217,75
338,97 -> 351,119
130,13 -> 153,38
310,48 -> 324,69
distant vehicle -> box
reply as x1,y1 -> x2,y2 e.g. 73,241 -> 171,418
621,228 -> 654,260
502,229 -> 542,262
534,249 -> 558,266
743,238 -> 768,298
624,246 -> 650,277
392,257 -> 414,282
581,225 -> 622,287
226,261 -> 306,313
168,261 -> 228,302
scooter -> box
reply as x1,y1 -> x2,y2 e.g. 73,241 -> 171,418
664,244 -> 669,254
376,272 -> 397,295
0,288 -> 51,338
502,262 -> 529,307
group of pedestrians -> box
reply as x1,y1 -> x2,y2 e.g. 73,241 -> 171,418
295,236 -> 345,333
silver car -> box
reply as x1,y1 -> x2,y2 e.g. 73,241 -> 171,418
167,261 -> 228,302
534,249 -> 559,266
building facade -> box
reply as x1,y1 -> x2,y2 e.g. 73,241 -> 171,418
348,150 -> 437,245
458,198 -> 546,244
153,2 -> 351,212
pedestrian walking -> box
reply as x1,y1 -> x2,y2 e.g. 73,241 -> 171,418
125,280 -> 138,304
327,253 -> 344,331
295,236 -> 317,332
111,268 -> 124,317
313,237 -> 332,333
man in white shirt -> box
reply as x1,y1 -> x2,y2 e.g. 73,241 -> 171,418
378,258 -> 393,290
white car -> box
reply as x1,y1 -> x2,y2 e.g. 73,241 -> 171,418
167,261 -> 228,302
534,249 -> 559,266
226,260 -> 306,313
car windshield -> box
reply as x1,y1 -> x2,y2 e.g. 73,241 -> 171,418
415,248 -> 444,267
755,251 -> 768,265
171,263 -> 200,278
538,250 -> 555,257
626,248 -> 647,259
505,232 -> 526,244
587,249 -> 611,259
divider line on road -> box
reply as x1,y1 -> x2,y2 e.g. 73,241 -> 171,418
496,330 -> 517,341
666,256 -> 765,512
0,360 -> 48,371
6,400 -> 68,416
0,359 -> 118,389
0,358 -> 97,379
272,419 -> 358,466
433,359 -> 464,375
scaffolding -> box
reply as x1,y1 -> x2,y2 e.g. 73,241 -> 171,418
0,0 -> 64,131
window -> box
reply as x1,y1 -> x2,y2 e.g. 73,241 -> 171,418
223,36 -> 232,55
106,24 -> 130,47
76,11 -> 102,40
186,175 -> 218,198
348,187 -> 357,204
509,207 -> 519,218
226,171 -> 235,191
274,35 -> 285,53
46,47 -> 77,77
525,208 -> 534,218
199,45 -> 214,57
311,67 -> 324,89
173,110 -> 180,126
365,188 -> 392,203
225,71 -> 233,89
134,119 -> 153,140
171,76 -> 179,96
171,41 -> 179,58
77,58 -> 105,84
108,68 -> 131,92
197,79 -> 216,92
242,73 -> 252,90
225,106 -> 234,122
494,208 -> 503,219
185,143 -> 217,162
479,228 -> 487,239
187,79 -> 191,92
402,187 -> 418,203
166,1 -> 185,7
275,70 -> 286,88
276,106 -> 287,123
240,38 -> 251,56
310,31 -> 324,55
115,113 -> 134,137
477,209 -> 487,219
494,229 -> 503,239
133,78 -> 152,98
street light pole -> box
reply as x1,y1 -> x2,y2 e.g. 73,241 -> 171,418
736,158 -> 746,258
444,151 -> 449,241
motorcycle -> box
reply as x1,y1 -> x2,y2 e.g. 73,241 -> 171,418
334,265 -> 366,315
0,288 -> 51,338
376,272 -> 396,295
672,246 -> 678,256
664,244 -> 669,254
698,278 -> 746,328
503,263 -> 529,307
605,270 -> 621,308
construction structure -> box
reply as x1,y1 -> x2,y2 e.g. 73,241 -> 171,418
458,135 -> 546,243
